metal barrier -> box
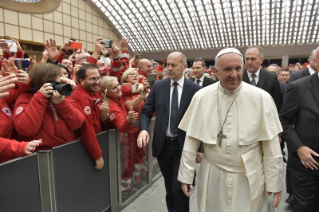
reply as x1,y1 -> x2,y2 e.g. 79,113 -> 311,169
0,154 -> 42,212
0,118 -> 160,212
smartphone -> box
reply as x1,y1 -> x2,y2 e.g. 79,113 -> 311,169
0,49 -> 3,56
146,74 -> 157,88
70,42 -> 82,49
152,62 -> 157,68
131,84 -> 138,93
13,58 -> 30,69
102,39 -> 112,48
5,40 -> 17,52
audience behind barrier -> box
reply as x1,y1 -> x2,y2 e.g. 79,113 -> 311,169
1,35 -> 319,208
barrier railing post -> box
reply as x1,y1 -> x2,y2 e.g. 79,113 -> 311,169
37,151 -> 56,212
108,129 -> 120,212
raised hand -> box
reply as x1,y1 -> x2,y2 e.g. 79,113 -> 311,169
120,37 -> 129,50
1,59 -> 18,76
0,74 -> 18,99
17,69 -> 29,85
44,38 -> 60,61
126,106 -> 138,123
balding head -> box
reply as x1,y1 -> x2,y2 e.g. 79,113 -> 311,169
166,51 -> 187,81
138,59 -> 152,75
96,59 -> 106,69
309,49 -> 318,71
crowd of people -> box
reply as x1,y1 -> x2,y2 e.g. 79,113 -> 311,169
1,35 -> 319,212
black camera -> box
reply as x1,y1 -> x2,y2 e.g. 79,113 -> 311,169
49,82 -> 72,96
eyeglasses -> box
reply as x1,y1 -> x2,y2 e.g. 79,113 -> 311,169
86,76 -> 101,82
128,72 -> 139,76
76,56 -> 87,63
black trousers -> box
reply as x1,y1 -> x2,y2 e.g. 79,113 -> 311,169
286,158 -> 292,194
157,138 -> 189,212
291,167 -> 319,212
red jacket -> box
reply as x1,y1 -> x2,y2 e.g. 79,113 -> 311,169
71,84 -> 104,160
0,137 -> 28,163
106,97 -> 133,133
0,81 -> 31,138
123,94 -> 145,133
13,91 -> 85,150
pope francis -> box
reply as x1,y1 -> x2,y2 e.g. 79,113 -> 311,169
177,48 -> 284,212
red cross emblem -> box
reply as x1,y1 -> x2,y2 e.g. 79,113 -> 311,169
2,107 -> 12,116
84,106 -> 91,115
15,106 -> 23,115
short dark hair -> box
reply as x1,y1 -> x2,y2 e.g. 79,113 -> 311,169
77,64 -> 99,81
193,58 -> 206,67
280,69 -> 290,73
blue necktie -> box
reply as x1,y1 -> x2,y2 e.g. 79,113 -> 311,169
170,82 -> 178,135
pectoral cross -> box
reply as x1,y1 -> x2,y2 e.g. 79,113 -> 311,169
217,129 -> 226,146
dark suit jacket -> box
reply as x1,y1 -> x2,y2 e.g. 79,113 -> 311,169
279,81 -> 286,98
287,67 -> 310,83
280,73 -> 319,171
140,77 -> 201,157
243,69 -> 282,111
191,76 -> 216,87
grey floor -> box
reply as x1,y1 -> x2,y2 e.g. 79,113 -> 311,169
122,151 -> 292,212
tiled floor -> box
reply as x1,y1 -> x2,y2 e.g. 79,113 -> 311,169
122,160 -> 292,212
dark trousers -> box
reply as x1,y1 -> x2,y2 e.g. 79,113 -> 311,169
291,167 -> 319,212
286,158 -> 292,194
157,138 -> 189,212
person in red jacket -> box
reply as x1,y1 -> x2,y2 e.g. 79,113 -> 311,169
0,39 -> 24,70
120,68 -> 150,192
0,71 -> 41,163
100,76 -> 139,192
71,63 -> 109,170
13,63 -> 85,154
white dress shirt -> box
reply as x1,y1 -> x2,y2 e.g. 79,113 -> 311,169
247,68 -> 261,85
308,65 -> 316,75
166,76 -> 184,137
195,75 -> 205,87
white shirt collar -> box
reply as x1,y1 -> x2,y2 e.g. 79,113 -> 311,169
308,65 -> 316,75
170,76 -> 185,88
247,68 -> 261,78
196,74 -> 205,82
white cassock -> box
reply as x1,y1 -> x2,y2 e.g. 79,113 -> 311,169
178,82 -> 284,212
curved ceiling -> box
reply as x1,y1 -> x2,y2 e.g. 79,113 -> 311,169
90,0 -> 319,54
0,0 -> 59,13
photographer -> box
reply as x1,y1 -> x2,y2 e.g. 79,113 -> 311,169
13,63 -> 85,151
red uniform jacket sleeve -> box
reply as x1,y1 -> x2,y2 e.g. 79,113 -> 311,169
13,91 -> 48,137
72,91 -> 102,160
108,100 -> 133,133
0,137 -> 28,163
51,96 -> 85,131
109,50 -> 129,81
57,52 -> 65,64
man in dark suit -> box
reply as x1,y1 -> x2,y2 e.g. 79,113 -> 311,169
137,52 -> 201,212
243,46 -> 282,111
190,58 -> 216,87
287,50 -> 317,83
280,47 -> 319,211
267,64 -> 286,97
190,58 -> 216,162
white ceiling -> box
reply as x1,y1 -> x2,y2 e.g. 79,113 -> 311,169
90,0 -> 319,59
